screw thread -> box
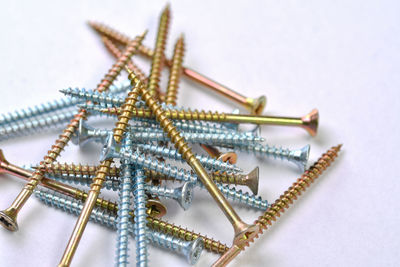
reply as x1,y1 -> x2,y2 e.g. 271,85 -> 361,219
148,5 -> 170,99
61,88 -> 125,107
132,169 -> 149,267
97,32 -> 146,93
214,184 -> 268,211
0,98 -> 79,126
101,35 -> 149,85
165,35 -> 185,106
212,172 -> 245,186
138,143 -> 241,173
0,109 -> 77,141
36,162 -> 120,177
115,162 -> 134,266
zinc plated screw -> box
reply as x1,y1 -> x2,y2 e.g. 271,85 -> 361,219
57,33 -> 148,267
0,150 -> 166,219
165,34 -> 185,106
137,143 -> 242,173
147,4 -> 171,100
88,21 -> 267,115
102,134 -> 267,211
146,182 -> 194,210
132,169 -> 149,267
0,109 -> 77,141
34,189 -> 204,265
148,229 -> 203,265
115,134 -> 134,266
235,143 -> 311,171
0,34 -> 147,234
87,105 -> 319,136
212,145 -> 343,267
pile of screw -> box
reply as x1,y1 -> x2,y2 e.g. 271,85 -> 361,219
0,4 -> 342,267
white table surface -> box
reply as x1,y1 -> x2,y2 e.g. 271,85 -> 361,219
0,1 -> 399,266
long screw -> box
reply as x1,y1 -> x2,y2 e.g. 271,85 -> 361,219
147,4 -> 171,100
88,21 -> 267,115
58,33 -> 147,267
200,144 -> 237,164
115,135 -> 134,266
0,33 -> 147,234
165,34 -> 185,106
212,145 -> 342,267
126,67 -> 260,248
85,105 -> 319,136
34,189 -> 204,264
0,150 -> 165,219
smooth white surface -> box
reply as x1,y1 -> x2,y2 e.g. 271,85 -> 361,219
0,1 -> 399,266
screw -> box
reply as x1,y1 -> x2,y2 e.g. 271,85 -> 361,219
131,169 -> 149,267
212,167 -> 259,195
235,143 -> 310,171
0,33 -> 147,236
165,34 -> 185,106
137,143 -> 242,173
34,189 -> 204,264
147,5 -> 170,100
88,21 -> 267,115
102,134 -> 267,211
115,134 -> 134,266
57,33 -> 148,267
147,230 -> 204,265
0,109 -> 76,142
124,67 -> 261,246
200,144 -> 238,164
212,145 -> 343,267
146,182 -> 194,210
0,150 -> 166,219
87,105 -> 319,136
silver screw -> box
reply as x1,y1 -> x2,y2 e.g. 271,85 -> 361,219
146,182 -> 195,210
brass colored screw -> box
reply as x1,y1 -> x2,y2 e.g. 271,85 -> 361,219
212,145 -> 342,267
35,162 -> 120,177
0,33 -> 147,233
165,34 -> 185,106
200,144 -> 237,164
148,4 -> 171,100
58,35 -> 147,267
88,21 -> 267,115
101,35 -> 148,85
212,167 -> 259,195
96,106 -> 319,136
125,66 -> 259,249
0,150 -> 166,218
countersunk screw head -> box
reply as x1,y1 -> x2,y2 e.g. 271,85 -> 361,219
100,133 -> 121,161
289,144 -> 310,171
301,109 -> 319,137
0,209 -> 18,231
246,95 -> 267,115
178,182 -> 194,211
186,238 -> 204,265
244,167 -> 259,195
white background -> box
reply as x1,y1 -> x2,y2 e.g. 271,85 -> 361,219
0,1 -> 399,266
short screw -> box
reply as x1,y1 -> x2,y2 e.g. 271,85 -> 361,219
146,182 -> 194,210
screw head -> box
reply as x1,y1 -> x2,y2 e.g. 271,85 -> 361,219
187,238 -> 204,265
0,209 -> 18,231
179,182 -> 194,211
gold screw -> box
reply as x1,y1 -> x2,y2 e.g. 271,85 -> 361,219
97,106 -> 319,136
212,167 -> 259,195
165,34 -> 185,106
125,66 -> 260,249
200,144 -> 238,164
147,4 -> 171,100
87,21 -> 267,115
0,32 -> 147,233
57,35 -> 147,267
212,145 -> 343,267
0,150 -> 166,218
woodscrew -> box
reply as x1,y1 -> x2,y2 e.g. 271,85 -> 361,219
200,144 -> 238,164
34,189 -> 204,264
0,33 -> 147,235
165,34 -> 185,106
147,4 -> 171,100
86,106 -> 319,136
212,167 -> 259,195
58,33 -> 147,267
212,145 -> 342,267
146,182 -> 194,210
88,21 -> 267,114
